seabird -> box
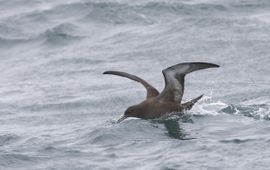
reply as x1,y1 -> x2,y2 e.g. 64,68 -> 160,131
103,62 -> 219,122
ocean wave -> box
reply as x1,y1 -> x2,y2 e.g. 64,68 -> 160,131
0,133 -> 20,146
0,37 -> 30,47
219,96 -> 270,120
0,23 -> 82,47
0,23 -> 24,38
230,0 -> 270,10
1,0 -> 262,47
20,100 -> 93,112
2,0 -> 269,35
191,95 -> 270,120
78,119 -> 169,145
46,57 -> 103,67
219,138 -> 257,144
0,153 -> 37,167
81,1 -> 229,25
38,145 -> 82,157
0,22 -> 32,46
221,103 -> 270,120
142,1 -> 227,13
81,2 -> 154,25
2,1 -> 230,27
40,23 -> 82,46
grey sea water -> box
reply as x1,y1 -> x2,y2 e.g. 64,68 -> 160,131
0,0 -> 270,169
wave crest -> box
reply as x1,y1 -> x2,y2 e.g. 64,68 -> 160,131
221,96 -> 270,120
40,23 -> 82,46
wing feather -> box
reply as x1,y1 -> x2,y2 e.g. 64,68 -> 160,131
103,71 -> 159,98
157,62 -> 219,103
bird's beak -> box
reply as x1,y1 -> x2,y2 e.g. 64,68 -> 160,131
117,115 -> 127,123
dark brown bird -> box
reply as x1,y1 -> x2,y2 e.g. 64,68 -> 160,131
103,62 -> 219,122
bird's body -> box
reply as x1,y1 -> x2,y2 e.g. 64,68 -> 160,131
127,98 -> 183,119
118,92 -> 203,121
104,62 -> 219,122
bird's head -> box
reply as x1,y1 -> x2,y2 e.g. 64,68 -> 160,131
117,105 -> 141,123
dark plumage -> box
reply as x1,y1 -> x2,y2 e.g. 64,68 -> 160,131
103,62 -> 219,122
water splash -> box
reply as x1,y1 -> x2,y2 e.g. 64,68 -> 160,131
221,96 -> 270,120
189,93 -> 270,120
190,92 -> 228,116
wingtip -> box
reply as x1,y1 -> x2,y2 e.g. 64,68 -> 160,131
213,64 -> 220,68
191,62 -> 220,68
200,62 -> 220,68
199,62 -> 220,68
103,71 -> 110,75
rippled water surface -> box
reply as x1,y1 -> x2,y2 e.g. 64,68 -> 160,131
0,0 -> 270,169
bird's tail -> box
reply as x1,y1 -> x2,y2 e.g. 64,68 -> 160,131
182,94 -> 203,110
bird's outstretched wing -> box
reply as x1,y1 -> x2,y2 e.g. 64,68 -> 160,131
103,71 -> 159,98
157,62 -> 219,103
